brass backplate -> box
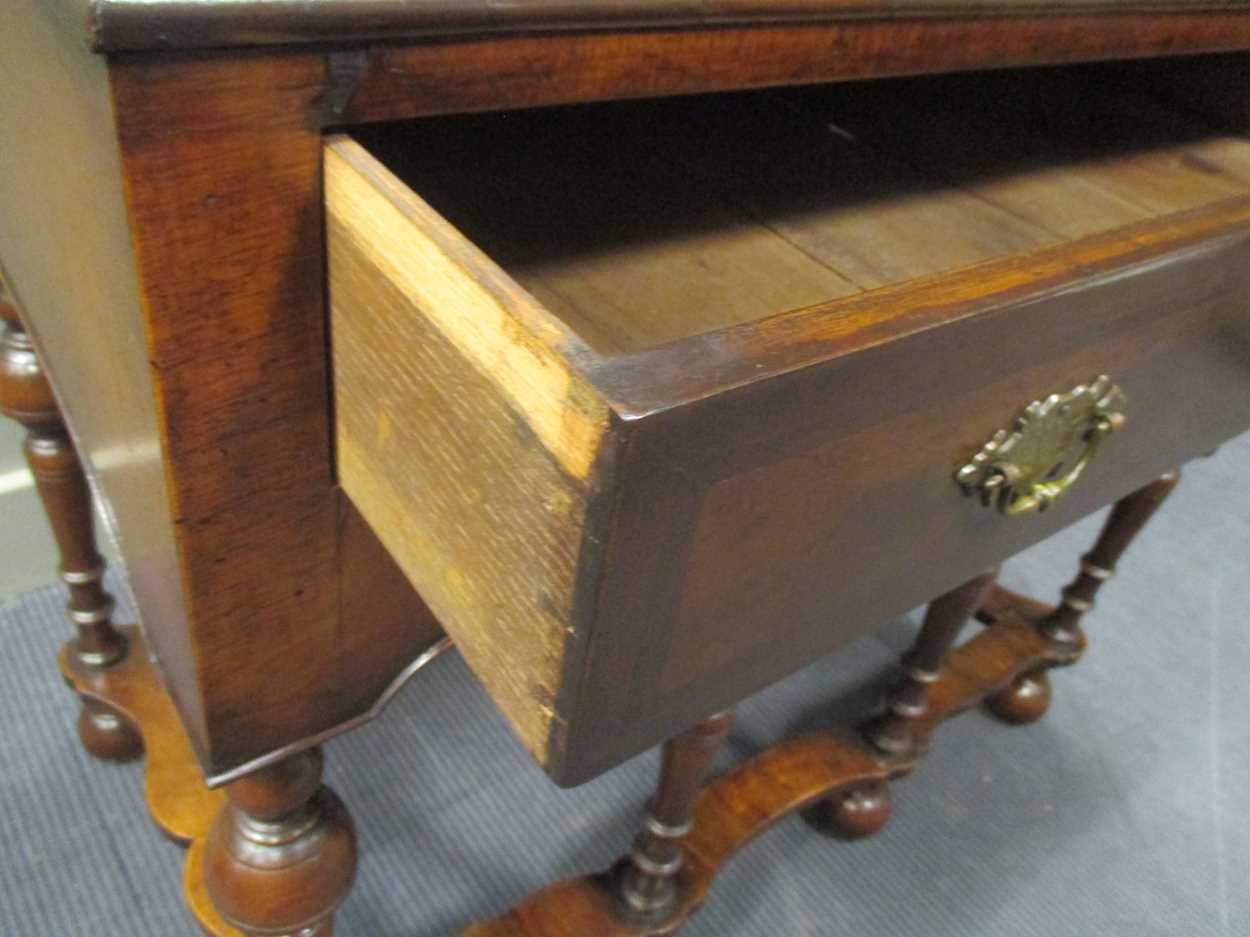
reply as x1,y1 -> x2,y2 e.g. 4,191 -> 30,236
956,376 -> 1125,516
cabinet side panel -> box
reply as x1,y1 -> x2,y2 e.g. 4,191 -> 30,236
335,496 -> 447,721
107,52 -> 345,773
0,2 -> 204,745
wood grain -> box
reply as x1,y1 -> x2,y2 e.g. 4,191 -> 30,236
361,85 -> 1250,353
109,52 -> 340,775
326,139 -> 608,480
60,628 -> 224,843
338,15 -> 1250,126
461,589 -> 1073,937
107,53 -> 444,780
566,201 -> 1250,782
15,3 -> 1250,793
327,137 -> 614,763
353,111 -> 860,355
591,197 -> 1250,413
338,87 -> 1250,782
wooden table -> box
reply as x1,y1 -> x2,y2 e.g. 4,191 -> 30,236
3,2 -> 1250,934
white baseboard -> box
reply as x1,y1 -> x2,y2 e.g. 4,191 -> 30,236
0,467 -> 32,497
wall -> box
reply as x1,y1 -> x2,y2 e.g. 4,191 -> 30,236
0,420 -> 59,600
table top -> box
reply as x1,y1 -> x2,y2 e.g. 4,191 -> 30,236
79,0 -> 1250,52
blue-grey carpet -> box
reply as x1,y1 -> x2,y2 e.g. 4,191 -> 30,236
2,431 -> 1247,937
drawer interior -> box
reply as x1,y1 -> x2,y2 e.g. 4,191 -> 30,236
352,66 -> 1250,356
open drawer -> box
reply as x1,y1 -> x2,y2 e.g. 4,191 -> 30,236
327,69 -> 1250,785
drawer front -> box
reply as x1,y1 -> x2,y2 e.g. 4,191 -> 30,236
328,133 -> 1250,786
573,218 -> 1250,780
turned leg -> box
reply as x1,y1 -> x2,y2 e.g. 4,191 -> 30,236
987,472 -> 1180,724
826,569 -> 998,838
0,282 -> 139,760
203,748 -> 357,937
616,709 -> 734,925
866,569 -> 999,757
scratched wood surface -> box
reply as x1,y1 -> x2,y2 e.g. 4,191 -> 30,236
106,54 -> 446,779
335,73 -> 1250,783
9,0 -> 1250,795
327,138 -> 615,762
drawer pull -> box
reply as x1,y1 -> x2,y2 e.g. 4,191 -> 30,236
956,375 -> 1125,516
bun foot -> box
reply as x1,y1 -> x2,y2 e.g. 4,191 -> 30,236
203,749 -> 356,937
77,698 -> 143,762
821,779 -> 892,840
986,670 -> 1052,725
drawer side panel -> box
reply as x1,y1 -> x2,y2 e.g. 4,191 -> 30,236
327,141 -> 613,766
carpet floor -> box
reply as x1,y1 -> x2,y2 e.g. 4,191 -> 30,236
2,432 -> 1247,936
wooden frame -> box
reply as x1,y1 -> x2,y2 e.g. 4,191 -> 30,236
5,6 -> 1250,934
103,40 -> 1250,783
8,2 -> 1250,783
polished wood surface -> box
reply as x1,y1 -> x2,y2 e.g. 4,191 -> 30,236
60,628 -> 225,844
0,311 -> 125,669
617,711 -> 735,924
204,748 -> 356,937
462,583 -> 1075,937
582,205 -> 1249,780
186,845 -> 245,937
5,4 -> 1250,931
863,569 -> 999,757
1,283 -> 141,759
108,53 -> 339,774
338,21 -> 1250,126
59,622 -> 244,937
63,629 -> 245,937
334,80 -> 1250,784
99,53 -> 446,781
80,0 -> 1250,59
468,473 -> 1176,934
5,0 -> 1248,790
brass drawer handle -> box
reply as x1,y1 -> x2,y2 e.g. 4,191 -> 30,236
956,375 -> 1125,516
